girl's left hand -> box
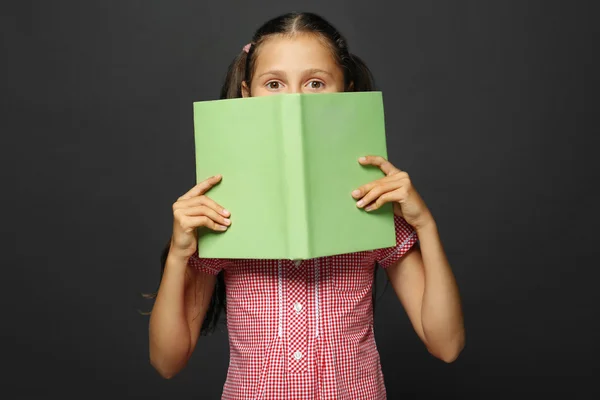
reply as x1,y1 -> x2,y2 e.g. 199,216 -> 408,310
352,155 -> 433,230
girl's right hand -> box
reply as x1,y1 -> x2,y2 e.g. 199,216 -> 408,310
170,174 -> 231,258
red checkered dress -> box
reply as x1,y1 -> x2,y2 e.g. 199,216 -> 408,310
188,215 -> 418,399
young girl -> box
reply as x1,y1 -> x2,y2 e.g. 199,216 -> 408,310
147,12 -> 464,399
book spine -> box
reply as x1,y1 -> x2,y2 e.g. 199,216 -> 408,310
281,95 -> 310,259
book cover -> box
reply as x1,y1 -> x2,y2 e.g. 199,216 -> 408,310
193,91 -> 396,260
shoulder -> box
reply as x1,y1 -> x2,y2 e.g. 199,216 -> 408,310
375,215 -> 419,268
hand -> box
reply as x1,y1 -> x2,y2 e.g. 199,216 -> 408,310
170,175 -> 231,258
352,156 -> 433,230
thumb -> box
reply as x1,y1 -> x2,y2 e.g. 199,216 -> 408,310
393,202 -> 403,217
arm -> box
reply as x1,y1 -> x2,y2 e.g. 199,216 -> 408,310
352,155 -> 465,362
149,175 -> 231,378
149,249 -> 217,378
385,220 -> 464,362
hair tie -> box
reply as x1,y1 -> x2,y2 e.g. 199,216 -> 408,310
243,43 -> 252,53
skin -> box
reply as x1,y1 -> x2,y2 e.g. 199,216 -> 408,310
149,33 -> 464,379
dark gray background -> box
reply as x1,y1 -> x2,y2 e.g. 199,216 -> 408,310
2,0 -> 598,398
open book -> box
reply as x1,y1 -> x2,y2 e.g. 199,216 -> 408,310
193,91 -> 395,260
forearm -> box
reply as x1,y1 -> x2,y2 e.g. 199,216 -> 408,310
149,252 -> 193,378
417,220 -> 465,361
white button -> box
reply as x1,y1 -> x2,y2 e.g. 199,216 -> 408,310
293,351 -> 303,360
293,302 -> 303,312
294,260 -> 302,267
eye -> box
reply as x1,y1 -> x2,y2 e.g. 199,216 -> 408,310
307,80 -> 325,90
266,81 -> 282,90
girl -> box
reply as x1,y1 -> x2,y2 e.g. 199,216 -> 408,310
147,12 -> 464,400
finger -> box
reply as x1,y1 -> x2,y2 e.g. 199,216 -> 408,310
356,181 -> 400,209
178,195 -> 230,217
185,216 -> 228,232
358,155 -> 400,176
352,173 -> 402,199
185,205 -> 231,227
365,191 -> 396,212
179,175 -> 222,200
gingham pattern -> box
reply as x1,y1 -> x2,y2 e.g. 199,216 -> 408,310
188,215 -> 418,399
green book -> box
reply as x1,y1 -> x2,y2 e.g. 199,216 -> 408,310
193,91 -> 395,260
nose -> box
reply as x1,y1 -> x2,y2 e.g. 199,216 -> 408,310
288,84 -> 302,94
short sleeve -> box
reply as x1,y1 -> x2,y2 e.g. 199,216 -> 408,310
187,250 -> 230,275
376,214 -> 419,269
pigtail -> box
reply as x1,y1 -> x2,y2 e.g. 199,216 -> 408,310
347,53 -> 376,92
219,51 -> 249,99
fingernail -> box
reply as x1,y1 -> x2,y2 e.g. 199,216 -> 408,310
359,157 -> 366,162
222,209 -> 230,216
357,200 -> 364,207
223,218 -> 231,225
365,206 -> 373,212
218,225 -> 228,231
352,190 -> 361,197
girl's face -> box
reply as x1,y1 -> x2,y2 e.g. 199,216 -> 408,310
242,34 -> 345,97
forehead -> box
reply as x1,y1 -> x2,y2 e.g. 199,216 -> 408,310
254,34 -> 339,73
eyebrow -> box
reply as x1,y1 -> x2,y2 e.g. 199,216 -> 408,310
257,68 -> 334,79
